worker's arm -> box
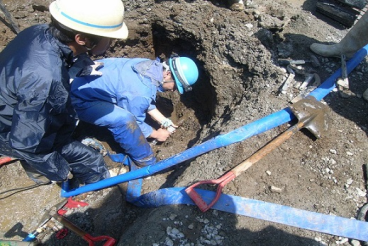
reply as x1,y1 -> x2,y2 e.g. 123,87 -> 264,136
10,76 -> 73,181
147,108 -> 178,128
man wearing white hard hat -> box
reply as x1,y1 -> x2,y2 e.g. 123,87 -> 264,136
0,0 -> 133,185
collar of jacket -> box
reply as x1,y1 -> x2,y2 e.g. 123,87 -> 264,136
132,58 -> 164,87
46,27 -> 74,67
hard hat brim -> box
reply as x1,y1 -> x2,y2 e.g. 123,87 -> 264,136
169,58 -> 184,94
49,1 -> 129,40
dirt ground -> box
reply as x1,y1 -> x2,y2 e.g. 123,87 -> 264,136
1,0 -> 368,245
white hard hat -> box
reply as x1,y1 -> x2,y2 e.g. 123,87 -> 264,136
49,0 -> 128,39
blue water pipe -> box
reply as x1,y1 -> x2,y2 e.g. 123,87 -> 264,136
61,45 -> 368,198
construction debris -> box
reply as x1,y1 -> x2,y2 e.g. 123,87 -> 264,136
316,0 -> 367,27
0,0 -> 19,34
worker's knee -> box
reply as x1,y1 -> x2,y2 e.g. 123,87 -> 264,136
109,111 -> 136,128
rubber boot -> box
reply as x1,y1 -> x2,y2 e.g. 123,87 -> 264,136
310,11 -> 368,59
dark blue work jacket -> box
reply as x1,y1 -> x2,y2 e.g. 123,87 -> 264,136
0,24 -> 82,180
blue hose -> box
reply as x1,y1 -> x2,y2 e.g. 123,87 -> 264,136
129,187 -> 368,241
61,107 -> 294,197
61,45 -> 368,198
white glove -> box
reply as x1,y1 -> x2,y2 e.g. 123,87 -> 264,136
161,118 -> 173,128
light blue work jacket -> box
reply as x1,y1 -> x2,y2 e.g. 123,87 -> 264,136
71,57 -> 163,137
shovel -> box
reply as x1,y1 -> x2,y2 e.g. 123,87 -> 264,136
51,211 -> 116,246
185,96 -> 329,212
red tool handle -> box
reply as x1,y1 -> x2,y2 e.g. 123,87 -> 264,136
53,213 -> 116,246
0,156 -> 14,165
84,234 -> 116,246
185,172 -> 236,212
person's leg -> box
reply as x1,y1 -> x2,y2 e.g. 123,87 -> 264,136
0,137 -> 51,184
310,11 -> 368,59
310,11 -> 368,101
19,160 -> 52,184
76,101 -> 156,167
58,140 -> 110,184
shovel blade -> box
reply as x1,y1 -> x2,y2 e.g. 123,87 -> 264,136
289,96 -> 329,139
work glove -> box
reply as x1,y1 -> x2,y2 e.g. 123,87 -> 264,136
160,118 -> 174,128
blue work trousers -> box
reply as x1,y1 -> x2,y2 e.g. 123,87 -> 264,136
75,101 -> 156,166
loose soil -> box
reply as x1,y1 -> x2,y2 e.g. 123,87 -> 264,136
1,0 -> 368,245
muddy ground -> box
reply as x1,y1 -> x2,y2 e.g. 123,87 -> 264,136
1,0 -> 368,245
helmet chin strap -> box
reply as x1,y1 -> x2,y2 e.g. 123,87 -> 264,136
161,63 -> 174,85
160,62 -> 176,91
162,61 -> 170,71
84,38 -> 99,51
159,78 -> 175,92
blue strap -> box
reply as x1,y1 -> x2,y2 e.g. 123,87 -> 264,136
127,186 -> 368,241
126,158 -> 143,201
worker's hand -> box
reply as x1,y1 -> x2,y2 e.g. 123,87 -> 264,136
161,118 -> 178,128
153,128 -> 171,142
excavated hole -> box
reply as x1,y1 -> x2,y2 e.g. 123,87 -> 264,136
149,25 -> 215,150
75,25 -> 215,169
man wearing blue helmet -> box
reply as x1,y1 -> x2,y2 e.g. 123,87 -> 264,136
70,56 -> 199,167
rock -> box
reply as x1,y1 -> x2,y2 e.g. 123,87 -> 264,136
363,87 -> 368,102
229,0 -> 245,11
356,188 -> 366,197
270,185 -> 283,193
245,23 -> 253,30
169,213 -> 177,220
346,178 -> 353,185
350,239 -> 361,246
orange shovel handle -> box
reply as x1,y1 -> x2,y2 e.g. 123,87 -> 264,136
185,172 -> 236,212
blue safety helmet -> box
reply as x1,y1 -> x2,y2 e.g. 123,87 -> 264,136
168,56 -> 199,94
